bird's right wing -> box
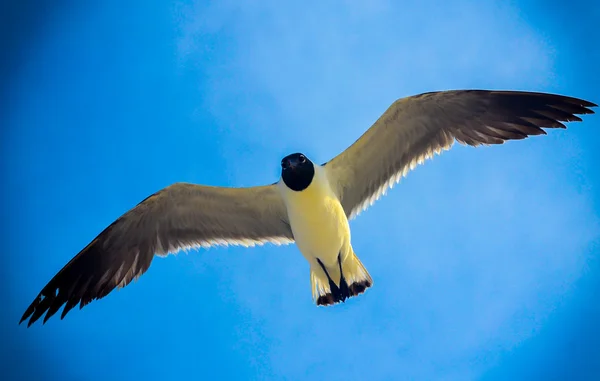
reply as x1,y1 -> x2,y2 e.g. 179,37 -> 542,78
21,182 -> 294,326
324,90 -> 596,219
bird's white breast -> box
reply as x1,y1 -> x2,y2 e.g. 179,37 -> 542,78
279,165 -> 350,267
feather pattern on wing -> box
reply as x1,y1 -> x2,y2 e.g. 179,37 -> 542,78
21,182 -> 294,326
324,90 -> 596,219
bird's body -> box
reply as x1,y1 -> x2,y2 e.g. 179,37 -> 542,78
280,165 -> 349,269
20,89 -> 596,326
278,163 -> 372,303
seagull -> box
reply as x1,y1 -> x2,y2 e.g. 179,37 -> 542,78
20,90 -> 596,326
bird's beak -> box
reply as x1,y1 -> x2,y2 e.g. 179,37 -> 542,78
286,159 -> 296,170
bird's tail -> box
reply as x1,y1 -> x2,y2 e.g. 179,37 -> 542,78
311,250 -> 373,306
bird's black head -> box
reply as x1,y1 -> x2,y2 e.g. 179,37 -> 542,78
281,152 -> 315,192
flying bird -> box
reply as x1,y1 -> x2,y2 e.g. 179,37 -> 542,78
20,90 -> 596,326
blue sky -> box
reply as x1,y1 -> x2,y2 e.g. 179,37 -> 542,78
2,1 -> 599,380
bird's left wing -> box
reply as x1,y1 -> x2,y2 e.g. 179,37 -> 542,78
20,182 -> 294,326
324,90 -> 596,219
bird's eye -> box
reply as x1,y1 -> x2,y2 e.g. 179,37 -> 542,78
281,160 -> 288,168
299,155 -> 306,163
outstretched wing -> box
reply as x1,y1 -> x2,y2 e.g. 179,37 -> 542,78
21,182 -> 294,326
324,90 -> 596,219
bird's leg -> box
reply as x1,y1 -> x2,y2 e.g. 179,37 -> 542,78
316,258 -> 343,302
337,253 -> 350,301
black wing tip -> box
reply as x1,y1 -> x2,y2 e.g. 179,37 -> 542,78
563,101 -> 596,115
451,91 -> 596,148
20,260 -> 152,327
467,90 -> 597,111
19,306 -> 34,325
20,291 -> 94,327
18,293 -> 59,327
19,296 -> 41,327
19,224 -> 157,327
20,288 -> 105,327
549,95 -> 596,111
19,314 -> 30,326
508,92 -> 595,125
514,92 -> 596,115
574,99 -> 597,109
